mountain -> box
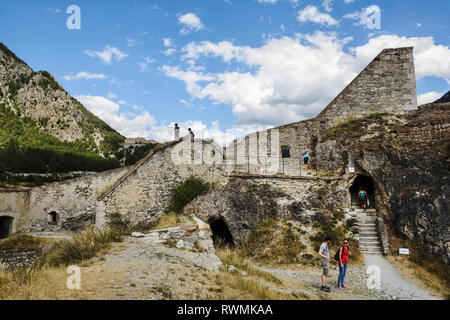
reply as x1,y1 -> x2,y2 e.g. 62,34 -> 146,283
0,43 -> 128,175
434,90 -> 450,104
0,42 -> 124,157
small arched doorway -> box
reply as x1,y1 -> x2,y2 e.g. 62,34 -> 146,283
0,216 -> 14,239
350,175 -> 375,208
208,217 -> 235,248
48,211 -> 59,225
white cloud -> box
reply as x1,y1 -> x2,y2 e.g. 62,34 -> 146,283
163,32 -> 450,128
417,91 -> 443,105
107,92 -> 118,99
75,94 -> 254,144
84,45 -> 128,64
350,35 -> 450,79
75,95 -> 156,138
163,38 -> 174,47
321,0 -> 333,12
178,13 -> 205,35
257,0 -> 299,4
47,8 -> 61,14
62,72 -> 107,81
344,0 -> 355,3
297,5 -> 338,26
138,57 -> 155,72
344,5 -> 381,29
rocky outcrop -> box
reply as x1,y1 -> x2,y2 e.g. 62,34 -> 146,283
314,106 -> 450,263
184,177 -> 349,246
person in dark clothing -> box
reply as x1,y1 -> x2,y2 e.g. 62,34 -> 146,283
174,123 -> 180,140
188,128 -> 194,140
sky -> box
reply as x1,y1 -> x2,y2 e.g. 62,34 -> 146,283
0,0 -> 449,144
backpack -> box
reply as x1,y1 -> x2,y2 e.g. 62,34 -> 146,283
334,246 -> 344,261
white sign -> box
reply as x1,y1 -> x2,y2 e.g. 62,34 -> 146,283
349,167 -> 355,173
399,248 -> 410,255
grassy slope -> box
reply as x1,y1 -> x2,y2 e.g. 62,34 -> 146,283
0,102 -> 120,173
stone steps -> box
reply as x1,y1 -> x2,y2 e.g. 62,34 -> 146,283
349,202 -> 383,254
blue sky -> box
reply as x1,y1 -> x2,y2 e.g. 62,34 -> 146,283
1,0 -> 449,143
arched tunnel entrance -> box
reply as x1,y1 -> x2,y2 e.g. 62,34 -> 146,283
208,217 -> 235,248
0,216 -> 14,239
350,175 -> 376,208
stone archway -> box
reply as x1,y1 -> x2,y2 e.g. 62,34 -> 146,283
350,175 -> 376,208
208,217 -> 235,248
0,216 -> 14,239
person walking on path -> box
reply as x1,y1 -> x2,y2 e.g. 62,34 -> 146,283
303,146 -> 310,171
319,236 -> 332,292
336,239 -> 350,290
174,123 -> 180,140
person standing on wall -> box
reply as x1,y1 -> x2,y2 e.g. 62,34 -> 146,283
188,128 -> 195,141
303,146 -> 310,171
174,123 -> 180,140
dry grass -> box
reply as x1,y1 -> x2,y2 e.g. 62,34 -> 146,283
387,235 -> 450,299
151,212 -> 194,230
0,235 -> 60,250
42,227 -> 122,268
216,247 -> 281,284
213,270 -> 293,300
386,255 -> 449,300
0,266 -> 74,300
240,219 -> 308,265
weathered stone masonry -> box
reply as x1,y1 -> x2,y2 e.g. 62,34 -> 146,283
226,47 -> 418,176
0,47 -> 424,236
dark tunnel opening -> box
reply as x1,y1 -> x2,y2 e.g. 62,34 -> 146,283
350,175 -> 376,208
208,217 -> 235,248
0,216 -> 14,239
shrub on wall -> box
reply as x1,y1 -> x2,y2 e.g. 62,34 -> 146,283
166,176 -> 212,214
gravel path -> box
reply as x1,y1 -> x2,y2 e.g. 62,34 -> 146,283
256,254 -> 440,300
363,254 -> 439,300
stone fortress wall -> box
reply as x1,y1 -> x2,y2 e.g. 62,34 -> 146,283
226,47 -> 418,176
0,47 -> 423,235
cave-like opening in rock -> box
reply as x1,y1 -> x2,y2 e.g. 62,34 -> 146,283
208,217 -> 235,248
0,216 -> 14,239
48,211 -> 59,225
350,175 -> 376,208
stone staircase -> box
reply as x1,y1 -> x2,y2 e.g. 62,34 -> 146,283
350,196 -> 383,254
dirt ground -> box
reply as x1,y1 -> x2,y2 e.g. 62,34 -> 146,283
23,236 -> 444,300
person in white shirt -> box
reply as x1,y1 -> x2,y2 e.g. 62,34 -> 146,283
174,123 -> 180,140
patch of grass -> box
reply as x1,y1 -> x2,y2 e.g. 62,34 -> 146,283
164,238 -> 177,249
320,113 -> 390,143
0,235 -> 60,250
390,237 -> 450,290
165,176 -> 212,213
216,247 -> 282,285
42,227 -> 123,268
214,270 -> 292,300
151,212 -> 194,230
240,219 -> 307,264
